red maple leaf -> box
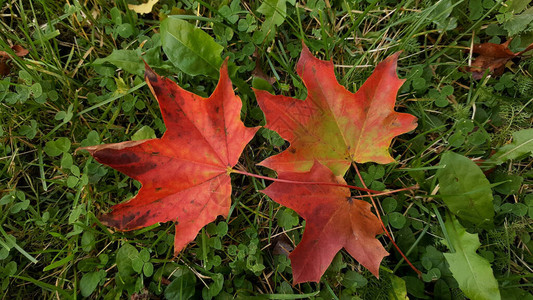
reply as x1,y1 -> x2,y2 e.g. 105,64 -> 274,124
464,40 -> 533,80
262,162 -> 388,284
79,61 -> 258,254
255,45 -> 418,176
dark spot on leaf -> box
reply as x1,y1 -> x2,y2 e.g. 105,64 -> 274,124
121,212 -> 139,226
151,152 -> 160,155
155,187 -> 162,191
215,106 -> 220,113
129,162 -> 158,176
129,210 -> 152,228
118,161 -> 158,178
95,151 -> 140,165
150,84 -> 163,96
145,68 -> 158,82
289,148 -> 296,154
346,197 -> 353,204
101,211 -> 140,229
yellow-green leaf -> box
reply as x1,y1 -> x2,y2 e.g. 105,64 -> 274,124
443,214 -> 500,300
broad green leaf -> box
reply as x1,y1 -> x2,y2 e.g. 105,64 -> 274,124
490,128 -> 533,164
436,152 -> 494,225
164,268 -> 196,300
80,271 -> 101,297
93,49 -> 144,76
443,214 -> 500,300
161,17 -> 223,78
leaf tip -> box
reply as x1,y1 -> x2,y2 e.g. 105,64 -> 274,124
75,146 -> 95,155
382,51 -> 401,69
218,56 -> 230,82
144,63 -> 158,84
298,42 -> 316,67
99,212 -> 122,229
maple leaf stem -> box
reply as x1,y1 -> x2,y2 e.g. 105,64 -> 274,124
351,185 -> 419,199
351,162 -> 422,276
231,169 -> 383,194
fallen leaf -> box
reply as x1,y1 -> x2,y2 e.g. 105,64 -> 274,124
252,50 -> 276,85
0,45 -> 29,59
464,40 -> 533,79
0,63 -> 9,76
443,213 -> 501,300
436,152 -> 494,225
0,44 -> 29,76
128,0 -> 159,15
271,234 -> 294,256
261,162 -> 388,284
255,45 -> 418,176
78,60 -> 258,254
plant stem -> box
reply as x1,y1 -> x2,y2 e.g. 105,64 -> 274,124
232,169 -> 417,196
352,162 -> 422,276
352,185 -> 419,198
231,169 -> 383,194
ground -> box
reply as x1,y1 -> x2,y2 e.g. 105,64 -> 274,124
0,0 -> 532,299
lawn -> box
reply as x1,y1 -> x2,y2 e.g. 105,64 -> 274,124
0,0 -> 532,299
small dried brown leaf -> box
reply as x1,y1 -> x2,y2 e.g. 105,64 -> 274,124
464,40 -> 533,79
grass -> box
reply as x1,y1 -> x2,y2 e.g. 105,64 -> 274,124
1,0 -> 532,299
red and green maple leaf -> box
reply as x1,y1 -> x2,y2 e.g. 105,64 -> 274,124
262,162 -> 388,284
256,46 -> 418,283
79,61 -> 258,254
255,45 -> 418,176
